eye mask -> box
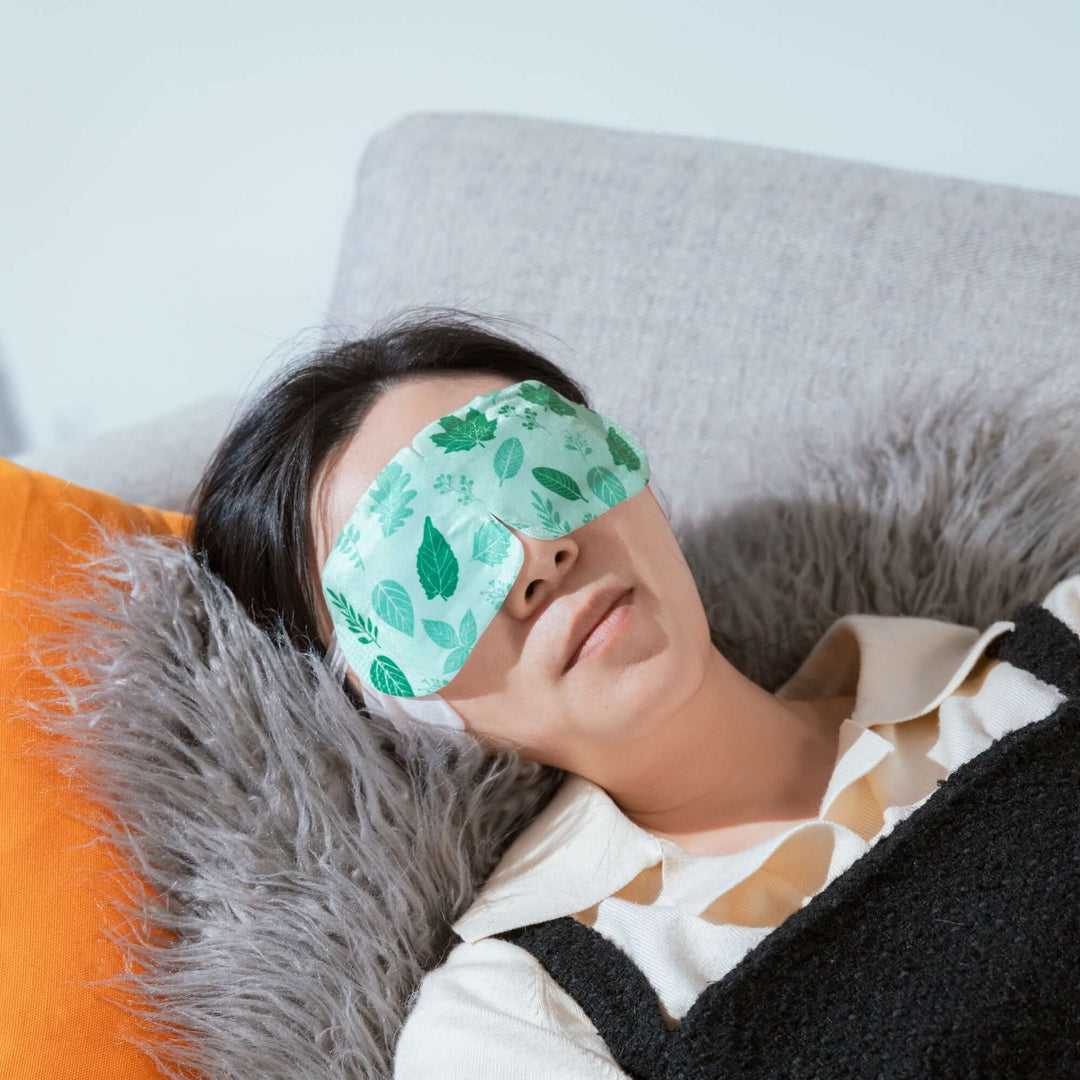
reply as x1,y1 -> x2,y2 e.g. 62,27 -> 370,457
321,379 -> 656,730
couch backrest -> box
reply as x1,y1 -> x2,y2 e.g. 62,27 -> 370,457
326,112 -> 1080,530
11,394 -> 238,514
16,112 -> 1080,516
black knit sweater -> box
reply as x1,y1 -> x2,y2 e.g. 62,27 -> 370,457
494,600 -> 1080,1079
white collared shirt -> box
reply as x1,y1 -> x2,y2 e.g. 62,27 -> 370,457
393,577 -> 1080,1079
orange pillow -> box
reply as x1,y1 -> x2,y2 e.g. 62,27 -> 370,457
0,457 -> 198,1079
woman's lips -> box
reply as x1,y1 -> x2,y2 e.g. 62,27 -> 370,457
566,589 -> 634,669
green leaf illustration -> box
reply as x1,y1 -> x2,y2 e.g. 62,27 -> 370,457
415,516 -> 459,600
368,654 -> 413,696
422,618 -> 458,649
428,407 -> 498,453
493,436 -> 524,484
333,522 -> 365,569
586,465 -> 627,508
416,676 -> 450,695
326,588 -> 380,645
606,426 -> 641,471
518,382 -> 577,416
530,490 -> 572,535
368,461 -> 418,537
481,576 -> 514,606
443,646 -> 470,675
470,519 -> 512,565
564,429 -> 593,462
532,466 -> 587,502
371,579 -> 414,636
519,407 -> 546,432
433,472 -> 477,505
459,608 -> 477,649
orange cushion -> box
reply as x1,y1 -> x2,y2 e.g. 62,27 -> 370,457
0,457 -> 198,1078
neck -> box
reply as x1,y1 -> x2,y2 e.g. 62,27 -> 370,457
580,645 -> 851,856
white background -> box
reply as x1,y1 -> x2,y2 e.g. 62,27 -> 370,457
2,0 -> 1077,453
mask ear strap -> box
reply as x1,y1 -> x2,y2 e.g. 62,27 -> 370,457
325,629 -> 467,733
356,677 -> 467,733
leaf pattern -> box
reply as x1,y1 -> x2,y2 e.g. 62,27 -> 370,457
326,588 -> 379,645
525,408 -> 548,432
415,516 -> 459,600
416,676 -> 449,695
328,380 -> 651,699
493,436 -> 524,484
458,609 -> 477,649
428,407 -> 498,453
532,466 -> 587,502
518,381 -> 577,416
587,465 -> 627,508
443,647 -> 469,675
422,618 -> 457,649
606,425 -> 641,472
433,472 -> 477,505
563,429 -> 593,462
470,519 -> 512,565
372,579 -> 414,636
481,575 -> 514,606
368,461 -> 418,537
530,490 -> 573,536
369,654 -> 413,696
334,522 -> 365,569
419,608 -> 476,675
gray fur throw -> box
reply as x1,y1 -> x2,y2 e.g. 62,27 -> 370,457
18,367 -> 1080,1080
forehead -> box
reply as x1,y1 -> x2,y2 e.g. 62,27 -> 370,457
312,372 -> 519,570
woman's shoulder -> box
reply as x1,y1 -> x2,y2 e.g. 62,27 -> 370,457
394,935 -> 622,1078
405,934 -> 548,1017
402,934 -> 600,1037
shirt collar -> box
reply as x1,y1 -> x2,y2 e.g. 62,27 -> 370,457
452,611 -> 1016,943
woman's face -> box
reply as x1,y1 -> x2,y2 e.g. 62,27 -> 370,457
309,372 -> 713,773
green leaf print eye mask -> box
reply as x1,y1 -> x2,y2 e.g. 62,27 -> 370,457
320,379 -> 652,700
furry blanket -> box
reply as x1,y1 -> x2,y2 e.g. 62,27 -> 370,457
17,370 -> 1080,1080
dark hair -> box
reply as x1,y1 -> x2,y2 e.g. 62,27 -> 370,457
184,306 -> 591,713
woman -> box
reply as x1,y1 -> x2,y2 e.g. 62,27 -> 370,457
187,306 -> 1079,1078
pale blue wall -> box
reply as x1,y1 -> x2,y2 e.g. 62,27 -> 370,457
2,0 -> 1077,452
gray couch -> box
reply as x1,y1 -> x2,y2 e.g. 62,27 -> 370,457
11,110 -> 1080,519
